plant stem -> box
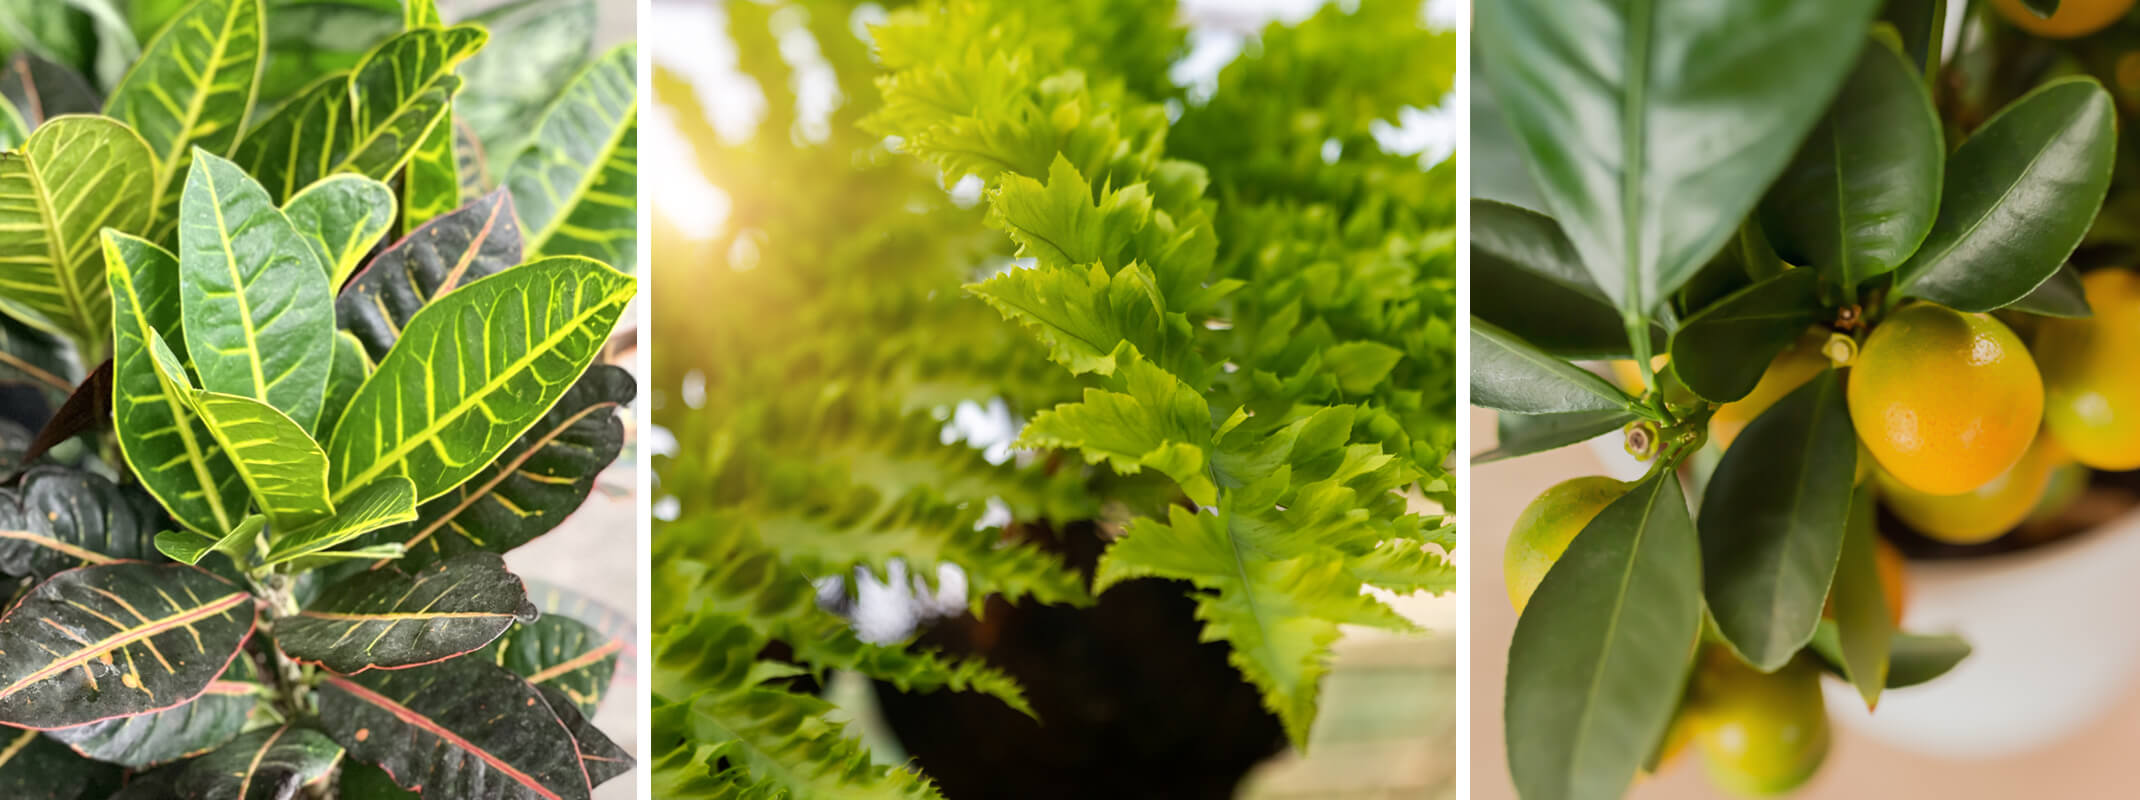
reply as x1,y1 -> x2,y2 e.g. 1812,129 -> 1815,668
1624,313 -> 1675,424
249,573 -> 311,722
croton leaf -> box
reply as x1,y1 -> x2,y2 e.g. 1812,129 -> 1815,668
455,0 -> 596,164
508,44 -> 637,272
0,52 -> 100,127
0,464 -> 165,580
318,658 -> 603,800
146,332 -> 335,532
0,115 -> 156,351
318,330 -> 373,438
538,683 -> 632,787
104,230 -> 250,536
325,257 -> 635,503
275,552 -> 536,673
172,724 -> 341,800
478,613 -> 621,715
283,175 -> 397,291
336,188 -> 524,362
154,514 -> 265,566
0,562 -> 256,729
102,0 -> 264,242
177,149 -> 337,432
46,654 -> 261,768
0,727 -> 124,799
380,364 -> 631,571
0,310 -> 72,401
259,476 -> 418,568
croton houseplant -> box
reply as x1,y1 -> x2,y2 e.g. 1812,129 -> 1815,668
1474,0 -> 2139,797
650,0 -> 1454,796
0,0 -> 638,797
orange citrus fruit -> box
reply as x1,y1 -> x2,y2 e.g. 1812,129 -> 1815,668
1877,434 -> 2067,545
1711,333 -> 1829,452
1848,303 -> 2043,496
1995,0 -> 2134,38
1691,651 -> 1830,797
1504,475 -> 1631,613
2035,268 -> 2140,470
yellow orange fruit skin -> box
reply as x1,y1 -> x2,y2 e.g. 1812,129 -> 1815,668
1711,336 -> 1829,452
1877,435 -> 2066,545
1692,652 -> 1830,797
1876,540 -> 1909,626
1503,476 -> 1632,613
1995,0 -> 2134,38
1848,304 -> 2043,496
2036,268 -> 2140,470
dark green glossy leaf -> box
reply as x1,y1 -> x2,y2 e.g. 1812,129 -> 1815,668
46,655 -> 260,768
1897,78 -> 2116,311
1881,0 -> 1947,75
2007,262 -> 2092,318
1506,469 -> 1702,800
1759,37 -> 1941,291
324,257 -> 635,503
1476,409 -> 1636,464
260,476 -> 417,568
146,332 -> 335,532
1470,66 -> 1545,212
456,0 -> 596,165
1828,485 -> 1892,708
1699,372 -> 1855,671
1669,268 -> 1826,403
0,115 -> 155,351
318,658 -> 599,800
177,149 -> 336,432
173,724 -> 340,800
0,307 -> 71,402
1476,0 -> 1878,318
0,727 -> 124,799
103,0 -> 264,241
283,175 -> 397,291
536,683 -> 632,787
0,464 -> 165,580
0,562 -> 255,729
104,230 -> 248,536
154,514 -> 264,566
335,189 -> 523,362
1472,199 -> 1659,359
318,330 -> 372,438
480,614 -> 621,715
336,763 -> 417,799
1470,318 -> 1634,415
1810,623 -> 1969,689
508,44 -> 636,272
276,552 -> 535,673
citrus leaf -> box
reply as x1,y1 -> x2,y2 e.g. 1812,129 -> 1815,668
154,514 -> 265,566
283,175 -> 397,291
325,257 -> 634,504
173,724 -> 340,800
177,149 -> 337,432
45,655 -> 261,768
317,330 -> 372,438
0,727 -> 123,798
1472,199 -> 1661,359
0,464 -> 165,580
479,614 -> 621,715
104,230 -> 248,536
0,115 -> 155,351
1897,78 -> 2116,311
536,683 -> 631,787
1470,318 -> 1635,414
0,562 -> 256,729
261,476 -> 417,567
275,552 -> 536,673
1476,0 -> 1879,319
103,0 -> 265,242
335,188 -> 524,362
508,44 -> 636,272
1668,267 -> 1826,403
1759,37 -> 1942,292
318,658 -> 599,800
146,332 -> 335,532
1699,371 -> 1855,671
1476,409 -> 1636,464
2006,261 -> 2092,318
1829,485 -> 1893,709
1810,623 -> 1969,689
1882,0 -> 1947,75
378,364 -> 629,571
1506,469 -> 1702,800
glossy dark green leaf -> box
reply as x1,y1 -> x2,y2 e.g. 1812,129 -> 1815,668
45,655 -> 260,768
1506,469 -> 1702,800
0,465 -> 165,580
259,476 -> 417,568
283,175 -> 397,291
508,44 -> 636,272
103,0 -> 264,241
1476,0 -> 1878,318
480,614 -> 621,715
456,0 -> 596,164
536,683 -> 632,787
1810,623 -> 1969,689
276,552 -> 535,673
1470,318 -> 1634,415
335,763 -> 417,799
318,330 -> 372,438
1759,38 -> 1941,292
325,257 -> 635,503
104,230 -> 249,536
1881,0 -> 1947,75
1472,200 -> 1660,359
335,189 -> 524,362
1897,78 -> 2116,311
173,724 -> 340,800
1699,372 -> 1855,671
1470,66 -> 1545,212
154,514 -> 264,566
318,658 -> 599,800
1476,409 -> 1636,464
0,115 -> 156,351
0,562 -> 255,729
0,727 -> 124,799
1828,485 -> 1893,708
0,53 -> 99,127
1668,268 -> 1826,403
177,149 -> 336,432
2007,262 -> 2092,318
146,332 -> 335,532
0,304 -> 70,402
378,364 -> 631,571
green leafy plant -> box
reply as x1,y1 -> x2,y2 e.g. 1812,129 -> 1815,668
1474,1 -> 2122,797
651,0 -> 1454,796
0,0 -> 639,796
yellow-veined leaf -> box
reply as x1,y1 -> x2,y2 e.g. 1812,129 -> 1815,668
103,0 -> 264,241
0,116 -> 156,352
